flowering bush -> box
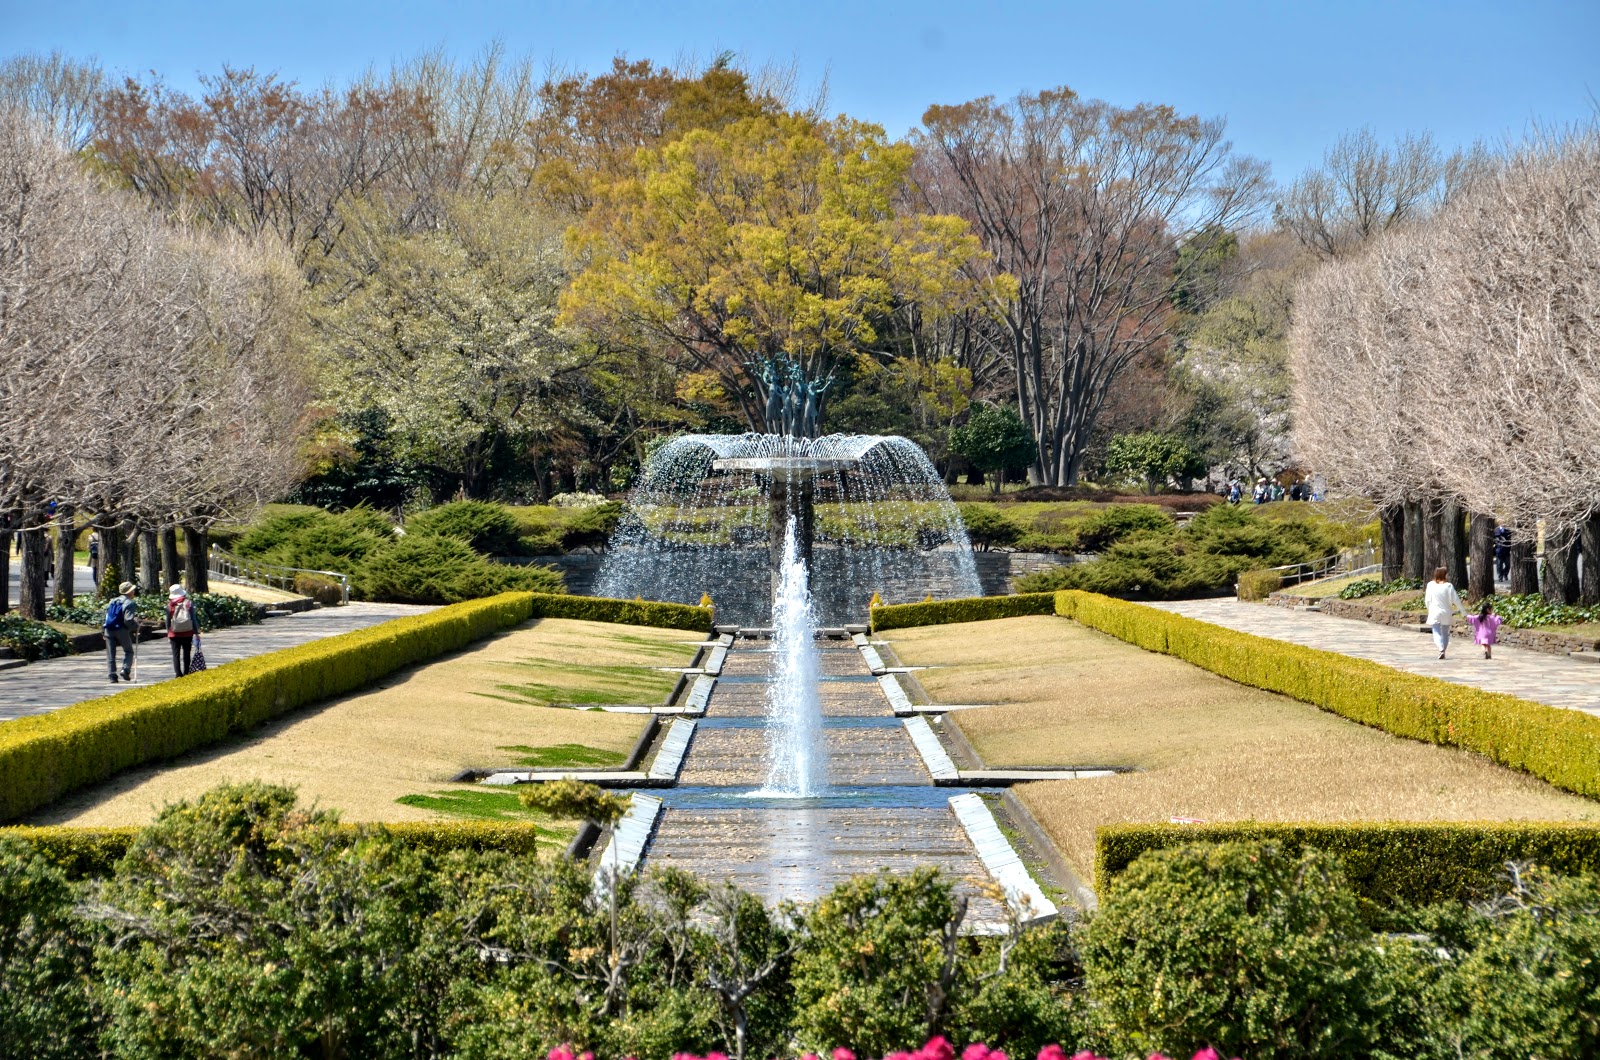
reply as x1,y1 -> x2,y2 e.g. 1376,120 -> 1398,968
637,1040 -> 1236,1060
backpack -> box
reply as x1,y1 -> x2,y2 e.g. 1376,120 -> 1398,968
104,598 -> 127,631
170,600 -> 195,634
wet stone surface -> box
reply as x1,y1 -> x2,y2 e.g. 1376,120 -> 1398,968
642,638 -> 1007,922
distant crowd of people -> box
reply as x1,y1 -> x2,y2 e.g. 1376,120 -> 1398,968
1225,477 -> 1318,505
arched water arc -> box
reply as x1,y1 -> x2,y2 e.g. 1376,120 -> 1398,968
595,433 -> 982,626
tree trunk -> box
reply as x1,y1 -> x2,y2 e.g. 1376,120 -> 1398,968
1509,539 -> 1539,595
119,527 -> 137,592
160,525 -> 182,596
183,525 -> 210,593
1402,500 -> 1425,581
1467,513 -> 1495,603
139,529 -> 160,595
1544,531 -> 1580,605
1440,501 -> 1467,590
99,524 -> 125,597
53,506 -> 76,606
1421,497 -> 1443,577
1581,514 -> 1600,607
18,524 -> 50,620
0,528 -> 10,613
1380,505 -> 1404,582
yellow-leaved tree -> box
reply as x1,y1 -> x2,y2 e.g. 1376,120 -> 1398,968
561,113 -> 995,432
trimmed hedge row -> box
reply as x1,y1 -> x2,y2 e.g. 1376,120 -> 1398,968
0,820 -> 541,879
870,592 -> 1057,632
1096,821 -> 1600,908
526,593 -> 713,632
0,591 -> 714,823
1053,589 -> 1600,801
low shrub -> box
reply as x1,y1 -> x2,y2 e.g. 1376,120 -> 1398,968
1235,568 -> 1282,602
1054,589 -> 1600,800
1485,592 -> 1600,629
406,500 -> 522,555
234,505 -> 395,575
1096,821 -> 1600,911
527,593 -> 713,632
357,534 -> 563,604
1082,842 -> 1390,1060
561,502 -> 624,552
1074,504 -> 1174,552
293,572 -> 345,605
957,503 -> 1025,551
0,615 -> 71,660
1338,578 -> 1385,599
871,593 -> 1056,632
48,592 -> 261,633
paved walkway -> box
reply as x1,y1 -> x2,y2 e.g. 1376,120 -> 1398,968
1148,599 -> 1600,718
0,602 -> 433,722
6,561 -> 97,607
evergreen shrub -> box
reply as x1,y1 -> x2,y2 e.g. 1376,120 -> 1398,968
1235,568 -> 1282,601
1096,821 -> 1600,910
0,615 -> 71,660
956,503 -> 1024,551
357,534 -> 563,604
405,500 -> 522,555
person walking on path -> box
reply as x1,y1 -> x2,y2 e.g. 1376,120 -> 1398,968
88,530 -> 101,587
165,584 -> 199,676
1467,599 -> 1504,660
1425,566 -> 1467,660
103,581 -> 140,683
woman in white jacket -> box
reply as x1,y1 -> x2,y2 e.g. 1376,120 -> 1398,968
1424,567 -> 1467,660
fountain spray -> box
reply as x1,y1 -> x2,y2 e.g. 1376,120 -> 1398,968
756,516 -> 824,798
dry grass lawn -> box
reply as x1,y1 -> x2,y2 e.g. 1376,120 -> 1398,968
31,617 -> 698,827
887,615 -> 1600,885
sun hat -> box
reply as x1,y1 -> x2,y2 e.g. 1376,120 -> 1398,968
118,581 -> 136,594
169,584 -> 186,599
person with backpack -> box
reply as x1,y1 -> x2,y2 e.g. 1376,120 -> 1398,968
104,581 -> 140,683
166,584 -> 199,676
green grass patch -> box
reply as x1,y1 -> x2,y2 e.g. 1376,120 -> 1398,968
492,658 -> 678,706
496,743 -> 627,768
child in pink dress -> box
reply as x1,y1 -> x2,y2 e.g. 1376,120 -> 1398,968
1466,601 -> 1503,660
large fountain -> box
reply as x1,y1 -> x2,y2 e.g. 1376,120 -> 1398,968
595,432 -> 982,627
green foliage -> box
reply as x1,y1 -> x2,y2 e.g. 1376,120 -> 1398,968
47,592 -> 261,633
1072,505 -> 1174,553
1103,432 -> 1203,494
518,778 -> 630,827
870,593 -> 1057,632
1096,822 -> 1600,913
955,503 -> 1023,551
1338,578 -> 1386,599
1484,593 -> 1600,629
1083,842 -> 1388,1059
395,789 -> 559,826
498,743 -> 627,768
526,593 -> 714,633
406,500 -> 523,554
0,835 -> 95,1058
561,501 -> 625,552
951,403 -> 1037,480
790,868 -> 964,1056
1236,568 -> 1283,601
234,505 -> 395,575
0,614 -> 71,660
357,534 -> 563,604
1019,504 -> 1335,599
1054,589 -> 1600,800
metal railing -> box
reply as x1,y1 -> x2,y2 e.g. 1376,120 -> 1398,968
208,545 -> 350,605
1241,544 -> 1380,594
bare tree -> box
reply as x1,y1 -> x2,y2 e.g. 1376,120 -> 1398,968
0,51 -> 104,150
917,89 -> 1270,484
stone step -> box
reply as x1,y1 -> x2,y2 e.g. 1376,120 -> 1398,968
1571,651 -> 1600,664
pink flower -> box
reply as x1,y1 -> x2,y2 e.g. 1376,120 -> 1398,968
547,1047 -> 576,1060
1191,1051 -> 1221,1060
918,1038 -> 955,1060
832,1049 -> 857,1060
1068,1053 -> 1105,1060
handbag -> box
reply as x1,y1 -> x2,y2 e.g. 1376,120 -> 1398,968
191,636 -> 208,672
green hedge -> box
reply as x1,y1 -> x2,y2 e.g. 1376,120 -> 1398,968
1053,589 -> 1600,801
870,593 -> 1057,632
1236,568 -> 1282,602
527,593 -> 713,632
0,591 -> 712,823
0,820 -> 540,879
1096,821 -> 1600,909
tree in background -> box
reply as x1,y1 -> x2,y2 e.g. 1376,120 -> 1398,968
950,403 -> 1037,493
917,88 -> 1269,486
562,112 -> 992,432
1104,433 -> 1203,495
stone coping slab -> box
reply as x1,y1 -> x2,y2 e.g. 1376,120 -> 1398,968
647,718 -> 697,782
594,793 -> 663,892
948,793 -> 1058,923
902,715 -> 959,781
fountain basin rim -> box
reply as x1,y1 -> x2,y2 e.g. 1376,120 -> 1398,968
711,456 -> 860,481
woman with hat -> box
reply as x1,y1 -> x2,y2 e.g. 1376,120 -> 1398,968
166,584 -> 199,676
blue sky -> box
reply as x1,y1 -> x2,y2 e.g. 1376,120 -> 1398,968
4,0 -> 1595,182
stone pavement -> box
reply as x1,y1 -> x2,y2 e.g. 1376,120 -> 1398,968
1147,599 -> 1600,718
0,602 -> 433,722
